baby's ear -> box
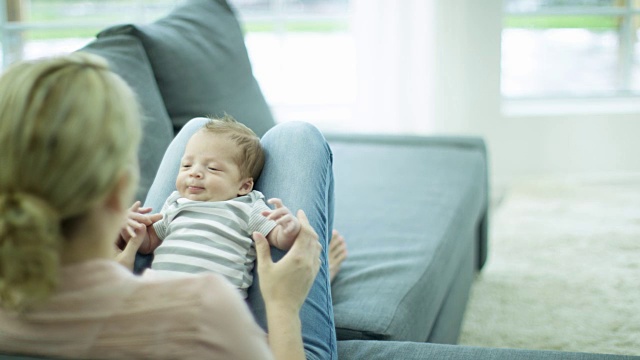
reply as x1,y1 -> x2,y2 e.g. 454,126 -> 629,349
238,178 -> 254,196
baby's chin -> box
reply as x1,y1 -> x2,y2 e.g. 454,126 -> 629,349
179,191 -> 206,201
179,191 -> 221,202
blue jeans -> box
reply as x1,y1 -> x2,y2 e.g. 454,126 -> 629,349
141,118 -> 337,360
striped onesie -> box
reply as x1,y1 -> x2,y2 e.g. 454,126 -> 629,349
151,190 -> 277,298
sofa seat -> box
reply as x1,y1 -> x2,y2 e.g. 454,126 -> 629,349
328,134 -> 489,343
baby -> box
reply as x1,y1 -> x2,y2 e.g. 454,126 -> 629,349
128,115 -> 300,298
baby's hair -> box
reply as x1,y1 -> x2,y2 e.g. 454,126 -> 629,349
202,115 -> 265,181
0,52 -> 141,312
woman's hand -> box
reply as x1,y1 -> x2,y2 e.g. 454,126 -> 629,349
115,233 -> 145,270
254,209 -> 321,312
253,210 -> 322,360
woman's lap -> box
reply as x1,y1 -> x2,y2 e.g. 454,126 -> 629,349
142,118 -> 337,360
251,121 -> 337,360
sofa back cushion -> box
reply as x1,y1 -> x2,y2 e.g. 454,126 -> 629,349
100,0 -> 275,137
79,34 -> 174,203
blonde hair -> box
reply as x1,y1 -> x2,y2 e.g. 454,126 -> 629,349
203,115 -> 265,181
0,53 -> 142,312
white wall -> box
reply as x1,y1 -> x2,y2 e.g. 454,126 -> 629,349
491,112 -> 640,188
434,0 -> 640,191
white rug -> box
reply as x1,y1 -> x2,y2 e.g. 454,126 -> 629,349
458,175 -> 640,356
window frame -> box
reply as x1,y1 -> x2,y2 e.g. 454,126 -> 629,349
0,0 -> 354,126
502,0 -> 640,115
0,0 -> 180,67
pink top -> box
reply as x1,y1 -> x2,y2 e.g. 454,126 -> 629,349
0,260 -> 274,359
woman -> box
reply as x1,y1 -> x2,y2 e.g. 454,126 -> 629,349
0,53 -> 335,359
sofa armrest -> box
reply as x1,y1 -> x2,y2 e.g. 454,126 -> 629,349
338,341 -> 639,360
324,132 -> 487,152
325,132 -> 490,270
326,132 -> 490,342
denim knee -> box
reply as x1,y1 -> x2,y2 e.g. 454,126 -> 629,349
264,121 -> 332,158
180,117 -> 209,133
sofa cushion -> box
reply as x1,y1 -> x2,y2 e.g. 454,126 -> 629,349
327,135 -> 489,342
79,34 -> 174,203
99,0 -> 275,137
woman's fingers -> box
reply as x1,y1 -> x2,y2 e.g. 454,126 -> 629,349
126,226 -> 136,238
288,210 -> 321,271
127,218 -> 143,228
297,210 -> 318,246
116,234 -> 144,270
253,231 -> 272,270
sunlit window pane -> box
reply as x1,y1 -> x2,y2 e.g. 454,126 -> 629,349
502,0 -> 640,98
1,0 -> 178,67
229,0 -> 354,123
1,0 -> 354,124
505,0 -> 621,13
502,15 -> 621,97
630,15 -> 640,92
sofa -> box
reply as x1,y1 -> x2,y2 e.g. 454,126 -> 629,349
1,0 -> 638,359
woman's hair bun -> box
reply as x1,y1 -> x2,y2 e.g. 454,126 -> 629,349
0,192 -> 60,238
0,192 -> 62,311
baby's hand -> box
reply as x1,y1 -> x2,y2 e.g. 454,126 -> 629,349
118,201 -> 162,254
262,198 -> 301,250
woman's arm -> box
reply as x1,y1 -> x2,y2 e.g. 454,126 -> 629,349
115,232 -> 145,270
253,210 -> 321,360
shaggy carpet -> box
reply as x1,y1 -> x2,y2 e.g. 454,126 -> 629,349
458,175 -> 640,356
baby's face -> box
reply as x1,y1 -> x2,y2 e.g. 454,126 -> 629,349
176,131 -> 252,202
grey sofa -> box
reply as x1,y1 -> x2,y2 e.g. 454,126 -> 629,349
80,0 -> 489,349
1,0 -> 637,359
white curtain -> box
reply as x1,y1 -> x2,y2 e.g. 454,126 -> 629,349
352,0 -> 436,134
351,0 -> 496,135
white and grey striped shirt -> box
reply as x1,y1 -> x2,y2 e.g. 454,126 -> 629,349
151,190 -> 276,298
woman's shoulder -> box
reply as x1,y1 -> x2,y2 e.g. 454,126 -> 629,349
63,261 -> 238,313
0,261 -> 272,359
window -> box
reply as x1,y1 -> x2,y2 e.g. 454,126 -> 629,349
0,0 -> 179,67
502,0 -> 640,99
0,0 -> 354,125
232,0 -> 354,125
